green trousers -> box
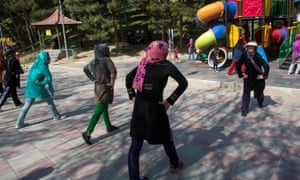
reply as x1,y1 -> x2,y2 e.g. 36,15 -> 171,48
87,103 -> 112,134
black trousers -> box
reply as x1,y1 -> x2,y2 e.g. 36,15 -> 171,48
242,79 -> 265,111
0,82 -> 3,94
0,85 -> 22,107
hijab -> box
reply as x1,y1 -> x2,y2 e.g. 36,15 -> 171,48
132,40 -> 169,92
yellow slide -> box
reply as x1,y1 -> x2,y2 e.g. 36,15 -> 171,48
228,24 -> 240,48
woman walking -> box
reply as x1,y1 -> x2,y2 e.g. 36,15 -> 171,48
82,44 -> 118,145
126,40 -> 188,180
16,51 -> 64,129
0,47 -> 23,111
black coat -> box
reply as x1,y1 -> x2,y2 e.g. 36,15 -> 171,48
126,60 -> 188,144
236,51 -> 270,81
4,56 -> 23,87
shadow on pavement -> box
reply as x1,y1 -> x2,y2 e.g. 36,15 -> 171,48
19,167 -> 54,180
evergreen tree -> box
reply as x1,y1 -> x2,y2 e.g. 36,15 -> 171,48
64,0 -> 109,41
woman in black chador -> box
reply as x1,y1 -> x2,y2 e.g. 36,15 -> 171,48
126,40 -> 188,180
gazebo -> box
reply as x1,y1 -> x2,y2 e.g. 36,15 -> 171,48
31,7 -> 82,50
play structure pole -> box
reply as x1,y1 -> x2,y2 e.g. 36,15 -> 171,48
288,0 -> 292,27
237,0 -> 242,28
224,0 -> 229,49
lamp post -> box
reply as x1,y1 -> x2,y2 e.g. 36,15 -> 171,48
58,0 -> 69,61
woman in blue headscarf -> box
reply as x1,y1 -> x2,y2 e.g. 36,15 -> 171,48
16,51 -> 64,129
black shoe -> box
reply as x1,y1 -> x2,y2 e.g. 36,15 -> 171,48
82,132 -> 92,145
169,161 -> 184,173
16,103 -> 24,108
258,103 -> 263,108
241,110 -> 247,117
107,125 -> 119,133
140,176 -> 148,180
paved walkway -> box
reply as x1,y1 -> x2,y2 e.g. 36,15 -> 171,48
0,59 -> 300,180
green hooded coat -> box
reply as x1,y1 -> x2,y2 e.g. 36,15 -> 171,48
25,51 -> 54,99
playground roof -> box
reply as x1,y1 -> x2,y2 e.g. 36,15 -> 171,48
31,8 -> 82,26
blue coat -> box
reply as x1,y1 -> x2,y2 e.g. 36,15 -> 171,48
24,52 -> 54,99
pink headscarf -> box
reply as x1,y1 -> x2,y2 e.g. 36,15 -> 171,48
132,40 -> 169,92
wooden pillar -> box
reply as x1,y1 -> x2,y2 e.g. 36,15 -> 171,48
37,28 -> 42,50
56,26 -> 61,49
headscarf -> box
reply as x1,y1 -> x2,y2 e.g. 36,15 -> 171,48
31,51 -> 49,72
83,44 -> 111,81
132,40 -> 168,92
29,51 -> 51,81
94,43 -> 110,61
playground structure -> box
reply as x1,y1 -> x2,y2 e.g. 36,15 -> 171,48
194,0 -> 300,69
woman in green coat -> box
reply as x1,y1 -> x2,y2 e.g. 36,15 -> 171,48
15,51 -> 64,129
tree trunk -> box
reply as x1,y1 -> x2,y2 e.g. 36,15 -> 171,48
179,15 -> 183,49
161,27 -> 165,41
113,12 -> 119,49
24,18 -> 34,50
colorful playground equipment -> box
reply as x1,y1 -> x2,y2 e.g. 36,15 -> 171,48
194,0 -> 299,69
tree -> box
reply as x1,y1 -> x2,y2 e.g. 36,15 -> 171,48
64,0 -> 109,41
0,0 -> 55,51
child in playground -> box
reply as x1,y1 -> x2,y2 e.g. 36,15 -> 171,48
188,38 -> 195,61
173,46 -> 180,63
288,33 -> 300,75
212,48 -> 219,72
236,41 -> 269,116
82,44 -> 118,145
126,40 -> 188,180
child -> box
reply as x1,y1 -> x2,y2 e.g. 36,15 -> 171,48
126,40 -> 188,180
188,38 -> 194,61
212,48 -> 219,72
173,46 -> 180,63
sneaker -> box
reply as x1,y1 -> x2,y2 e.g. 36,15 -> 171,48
16,123 -> 29,129
53,115 -> 67,120
241,110 -> 247,117
107,125 -> 119,133
140,176 -> 148,180
169,161 -> 184,174
82,132 -> 92,145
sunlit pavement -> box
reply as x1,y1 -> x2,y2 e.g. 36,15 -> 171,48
0,58 -> 300,180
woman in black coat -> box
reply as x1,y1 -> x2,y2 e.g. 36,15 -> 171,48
126,40 -> 188,180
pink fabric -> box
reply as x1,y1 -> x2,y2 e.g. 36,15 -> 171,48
133,40 -> 168,92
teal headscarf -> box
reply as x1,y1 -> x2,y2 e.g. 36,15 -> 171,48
25,51 -> 54,99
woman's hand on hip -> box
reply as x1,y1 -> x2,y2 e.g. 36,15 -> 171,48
159,100 -> 171,111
